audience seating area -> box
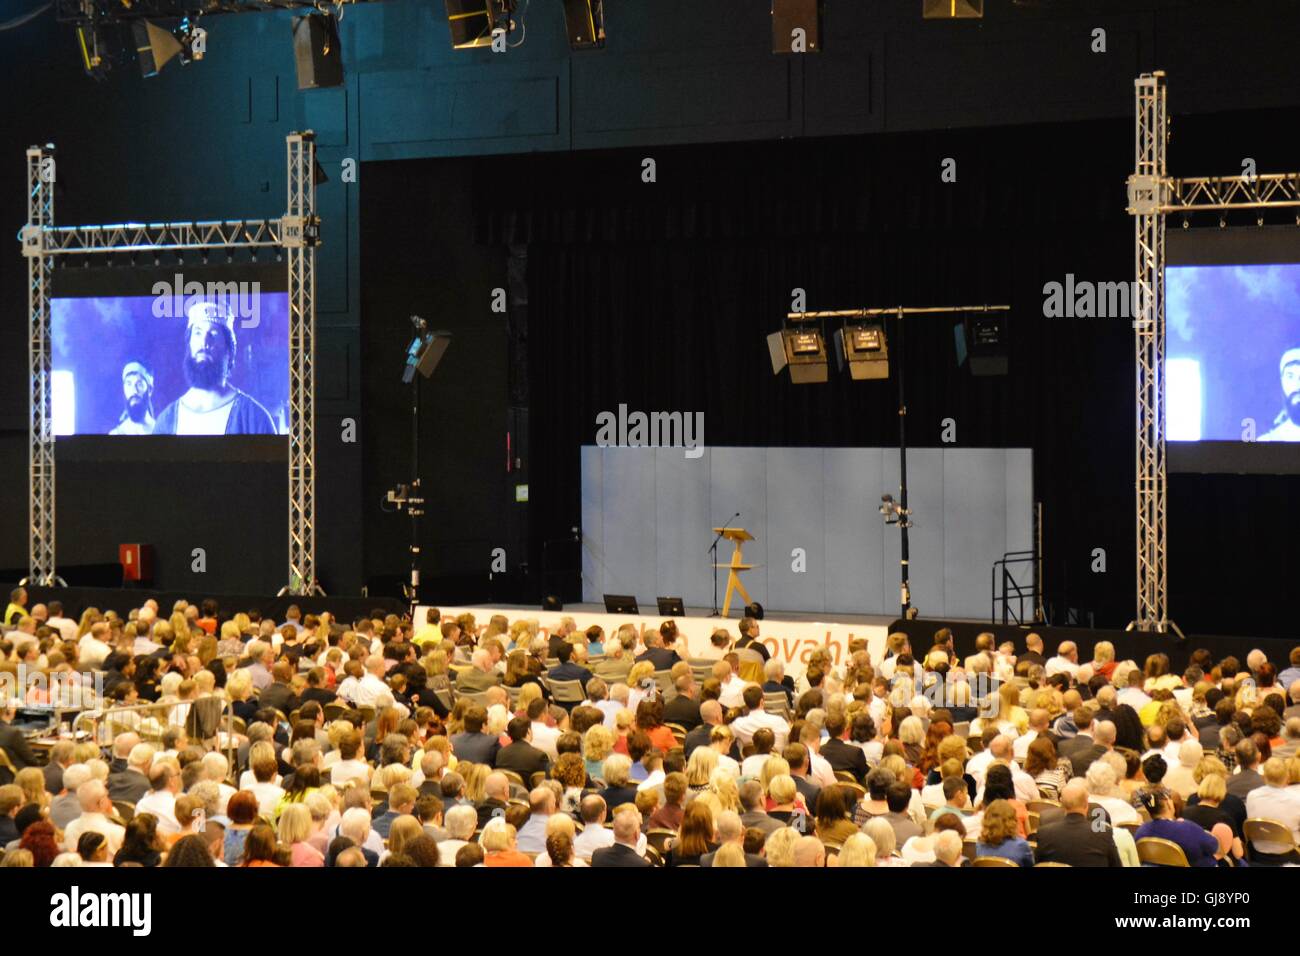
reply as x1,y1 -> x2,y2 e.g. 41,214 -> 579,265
2,588 -> 1299,869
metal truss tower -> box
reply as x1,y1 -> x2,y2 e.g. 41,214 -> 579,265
21,132 -> 322,595
1126,72 -> 1300,634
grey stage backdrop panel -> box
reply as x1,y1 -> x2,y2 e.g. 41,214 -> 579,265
654,447 -> 713,609
582,446 -> 1032,618
765,448 -> 826,614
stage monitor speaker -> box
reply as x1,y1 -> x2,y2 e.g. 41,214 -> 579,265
922,0 -> 983,18
603,594 -> 639,614
561,0 -> 605,49
133,20 -> 183,77
656,596 -> 685,616
772,0 -> 820,53
292,14 -> 344,90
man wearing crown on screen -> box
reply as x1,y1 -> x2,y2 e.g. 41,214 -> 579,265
109,361 -> 157,435
1260,347 -> 1300,442
152,300 -> 277,435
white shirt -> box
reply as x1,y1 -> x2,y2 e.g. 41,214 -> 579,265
64,813 -> 125,856
572,825 -> 647,861
330,760 -> 370,788
352,673 -> 390,708
1045,656 -> 1079,679
807,750 -> 837,788
741,754 -> 774,779
718,677 -> 752,710
78,634 -> 112,669
176,399 -> 234,435
437,838 -> 469,866
335,676 -> 361,705
1012,729 -> 1040,762
238,770 -> 282,791
717,753 -> 741,778
1092,794 -> 1139,826
1117,687 -> 1152,711
135,790 -> 180,834
1245,785 -> 1300,853
530,722 -> 560,762
730,709 -> 790,750
966,749 -> 996,788
48,616 -> 78,643
249,782 -> 286,820
637,769 -> 666,793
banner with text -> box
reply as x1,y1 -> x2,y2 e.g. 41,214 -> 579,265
418,606 -> 889,682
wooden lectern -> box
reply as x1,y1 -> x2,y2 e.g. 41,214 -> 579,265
712,527 -> 755,618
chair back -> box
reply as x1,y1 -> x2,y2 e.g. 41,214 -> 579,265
500,769 -> 526,789
1033,861 -> 1071,867
646,828 -> 676,854
735,648 -> 766,684
653,671 -> 676,701
664,723 -> 688,745
763,692 -> 792,721
687,660 -> 715,684
186,696 -> 226,741
1025,799 -> 1060,815
961,839 -> 979,861
972,855 -> 1019,867
113,800 -> 136,823
1136,836 -> 1190,867
549,679 -> 586,705
1242,817 -> 1298,856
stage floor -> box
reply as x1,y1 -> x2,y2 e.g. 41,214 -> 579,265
456,603 -> 906,628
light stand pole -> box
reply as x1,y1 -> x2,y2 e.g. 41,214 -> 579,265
787,304 -> 1010,619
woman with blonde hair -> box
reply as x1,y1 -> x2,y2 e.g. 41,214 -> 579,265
711,842 -> 748,868
625,661 -> 656,713
897,716 -> 925,766
423,647 -> 451,692
709,768 -> 740,813
76,607 -> 101,640
15,768 -> 49,810
862,817 -> 906,866
480,818 -> 532,867
685,746 -> 718,792
834,832 -> 877,867
382,815 -> 424,863
515,681 -> 544,717
460,762 -> 489,804
763,826 -> 800,867
1092,640 -> 1117,680
226,668 -> 257,723
611,708 -> 636,756
278,803 -> 324,867
583,724 -> 614,780
765,774 -> 800,825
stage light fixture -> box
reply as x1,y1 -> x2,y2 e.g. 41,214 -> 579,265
562,0 -> 605,49
132,19 -> 184,77
293,13 -> 344,89
954,310 -> 1009,376
922,0 -> 983,18
444,0 -> 515,49
772,0 -> 821,54
767,316 -> 829,384
834,321 -> 889,380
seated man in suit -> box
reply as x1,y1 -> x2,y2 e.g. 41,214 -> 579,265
0,699 -> 40,785
547,643 -> 593,693
1034,779 -> 1122,867
635,628 -> 680,672
107,743 -> 155,805
819,712 -> 868,785
662,673 -> 702,732
684,699 -> 724,758
449,705 -> 500,767
257,661 -> 299,718
590,806 -> 651,867
495,717 -> 551,779
761,658 -> 796,709
475,772 -> 511,830
593,641 -> 634,685
701,810 -> 767,867
456,649 -> 501,694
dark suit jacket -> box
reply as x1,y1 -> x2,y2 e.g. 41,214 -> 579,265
1058,733 -> 1095,761
820,738 -> 868,785
107,768 -> 150,804
683,723 -> 713,758
662,695 -> 702,731
792,774 -> 822,814
1226,768 -> 1265,800
43,761 -> 66,795
298,687 -> 337,708
449,731 -> 500,767
495,741 -> 551,778
599,785 -> 640,811
547,662 -> 593,691
1067,742 -> 1108,777
476,797 -> 509,830
740,809 -> 783,836
1034,813 -> 1122,867
0,723 -> 38,784
635,647 -> 680,671
455,669 -> 500,693
258,682 -> 298,717
591,842 -> 652,867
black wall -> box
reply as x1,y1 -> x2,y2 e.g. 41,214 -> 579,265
2,0 -> 1299,611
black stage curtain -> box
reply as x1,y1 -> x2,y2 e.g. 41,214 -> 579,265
472,110 -> 1300,637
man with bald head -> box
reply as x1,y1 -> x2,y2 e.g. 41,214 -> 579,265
107,742 -> 154,804
1033,779 -> 1122,867
1046,641 -> 1080,680
590,807 -> 651,867
476,771 -> 511,829
792,835 -> 826,868
701,810 -> 768,867
1013,708 -> 1054,762
683,699 -> 725,758
63,779 -> 126,855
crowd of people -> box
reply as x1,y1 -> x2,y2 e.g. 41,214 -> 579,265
2,585 -> 1299,869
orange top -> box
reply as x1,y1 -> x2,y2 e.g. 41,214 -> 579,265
484,850 -> 533,868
